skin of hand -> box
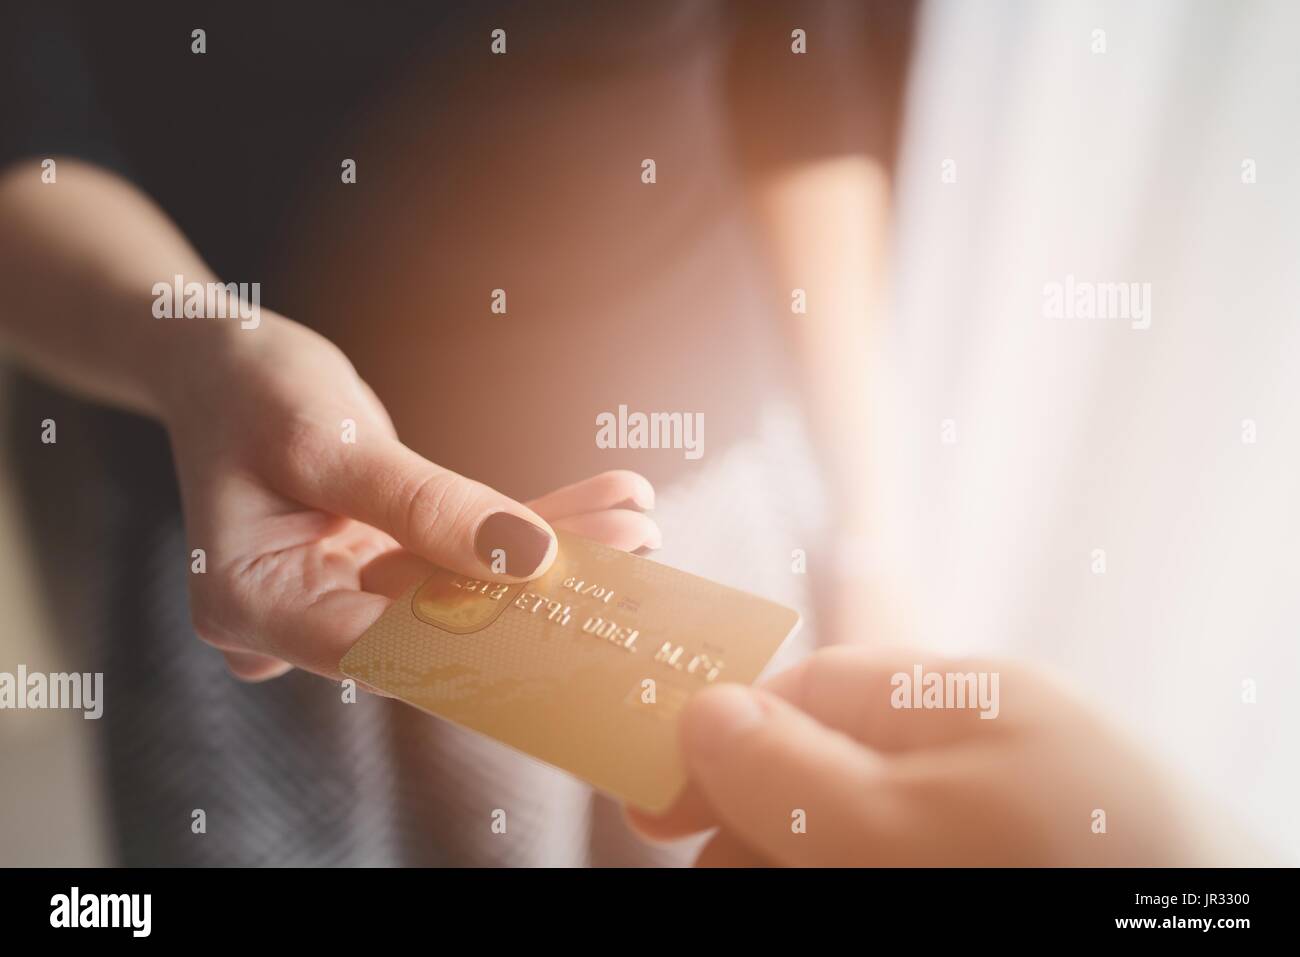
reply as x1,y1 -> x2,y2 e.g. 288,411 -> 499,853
628,646 -> 1250,867
0,159 -> 659,683
170,314 -> 660,681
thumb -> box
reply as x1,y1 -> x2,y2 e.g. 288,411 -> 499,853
679,684 -> 904,866
289,432 -> 557,581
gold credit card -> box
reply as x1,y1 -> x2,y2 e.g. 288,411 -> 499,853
340,531 -> 800,812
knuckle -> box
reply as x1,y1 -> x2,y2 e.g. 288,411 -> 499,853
398,469 -> 465,541
221,653 -> 254,680
187,573 -> 241,650
596,469 -> 651,505
606,468 -> 648,490
222,652 -> 287,683
189,604 -> 227,648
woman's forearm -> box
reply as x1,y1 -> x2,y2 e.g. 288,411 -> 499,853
0,157 -> 243,419
751,154 -> 891,531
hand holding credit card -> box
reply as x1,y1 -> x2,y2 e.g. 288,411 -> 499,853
341,531 -> 800,811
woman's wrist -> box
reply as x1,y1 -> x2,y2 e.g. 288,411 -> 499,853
145,305 -> 286,432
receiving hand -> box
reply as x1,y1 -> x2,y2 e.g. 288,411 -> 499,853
631,646 -> 1235,866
